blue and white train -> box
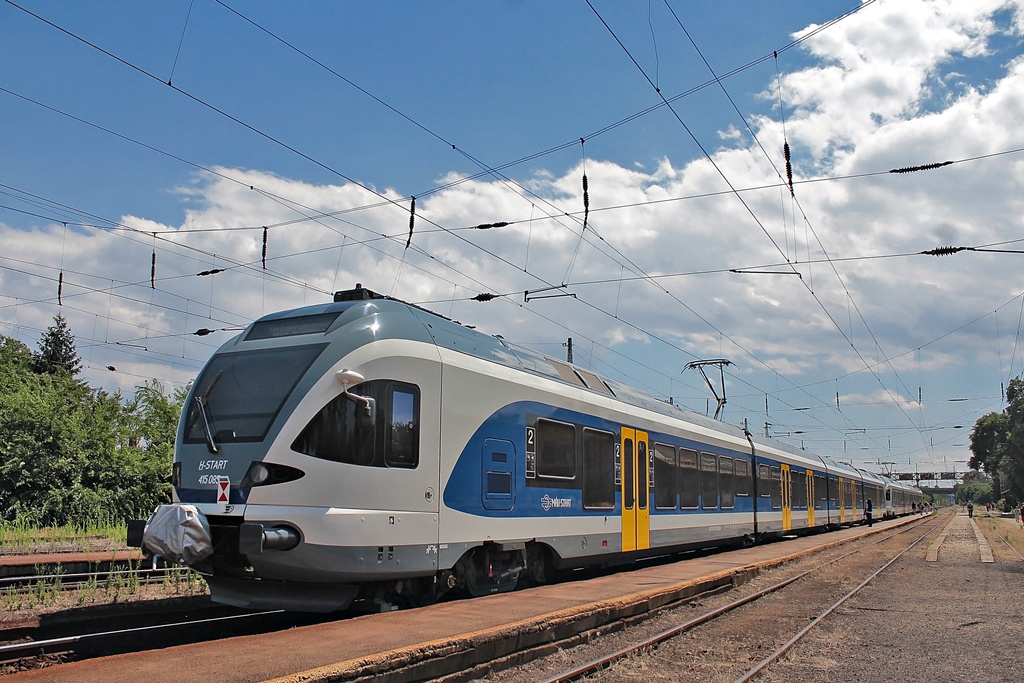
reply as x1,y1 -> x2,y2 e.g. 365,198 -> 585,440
133,285 -> 922,612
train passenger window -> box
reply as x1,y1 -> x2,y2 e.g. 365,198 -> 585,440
758,464 -> 771,498
654,443 -> 676,509
793,471 -> 806,509
583,429 -> 615,509
815,474 -> 826,509
735,460 -> 750,497
770,466 -> 781,509
700,453 -> 718,509
720,457 -> 735,509
384,385 -> 419,468
536,419 -> 576,479
679,449 -> 699,508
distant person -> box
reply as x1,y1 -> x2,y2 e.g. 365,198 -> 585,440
1019,505 -> 1023,526
967,502 -> 974,518
865,499 -> 873,527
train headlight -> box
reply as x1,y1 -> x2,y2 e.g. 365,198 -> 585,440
248,462 -> 271,485
240,461 -> 304,488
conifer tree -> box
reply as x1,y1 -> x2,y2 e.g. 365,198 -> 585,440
32,314 -> 82,376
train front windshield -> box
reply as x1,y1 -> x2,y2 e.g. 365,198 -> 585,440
184,344 -> 325,446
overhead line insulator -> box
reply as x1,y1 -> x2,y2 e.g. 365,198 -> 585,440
405,197 -> 416,250
889,160 -> 953,174
921,246 -> 968,256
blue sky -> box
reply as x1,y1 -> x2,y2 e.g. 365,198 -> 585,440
3,0 -> 1024,478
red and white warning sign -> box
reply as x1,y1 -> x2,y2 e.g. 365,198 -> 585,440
217,476 -> 230,511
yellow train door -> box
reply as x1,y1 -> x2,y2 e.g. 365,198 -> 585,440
806,470 -> 815,527
838,477 -> 846,524
851,481 -> 858,521
781,463 -> 792,531
621,428 -> 650,552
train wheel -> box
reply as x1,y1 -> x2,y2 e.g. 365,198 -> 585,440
522,543 -> 554,586
456,546 -> 524,597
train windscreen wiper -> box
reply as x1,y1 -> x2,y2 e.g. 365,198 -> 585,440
195,371 -> 223,454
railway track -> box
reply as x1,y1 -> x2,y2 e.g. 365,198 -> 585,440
0,565 -> 190,595
477,513 -> 941,683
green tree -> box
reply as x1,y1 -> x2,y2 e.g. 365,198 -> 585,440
1,324 -> 184,526
968,411 -> 1007,501
954,479 -> 994,506
969,377 -> 1024,506
110,380 -> 185,516
32,314 -> 82,376
0,358 -> 96,524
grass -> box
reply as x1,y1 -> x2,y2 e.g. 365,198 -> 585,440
0,517 -> 127,553
0,519 -> 208,614
976,514 -> 1024,557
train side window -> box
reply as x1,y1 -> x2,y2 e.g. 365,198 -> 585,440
292,383 -> 378,466
654,443 -> 677,509
679,449 -> 699,508
770,466 -> 782,509
735,460 -> 750,497
384,384 -> 419,468
700,453 -> 718,509
758,464 -> 771,498
814,474 -> 826,509
791,470 -> 802,509
719,456 -> 735,509
583,428 -> 615,509
536,419 -> 576,479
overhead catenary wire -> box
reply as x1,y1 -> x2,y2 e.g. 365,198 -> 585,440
4,1 -> 1003,458
595,0 -> 942,453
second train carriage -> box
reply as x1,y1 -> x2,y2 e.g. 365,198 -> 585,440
135,286 -> 923,611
